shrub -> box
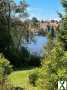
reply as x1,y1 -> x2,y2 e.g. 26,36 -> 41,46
29,68 -> 39,86
4,46 -> 41,69
0,53 -> 13,81
36,43 -> 67,90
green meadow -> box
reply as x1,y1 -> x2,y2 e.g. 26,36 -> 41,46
8,69 -> 38,90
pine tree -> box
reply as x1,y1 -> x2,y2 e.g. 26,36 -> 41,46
58,0 -> 67,50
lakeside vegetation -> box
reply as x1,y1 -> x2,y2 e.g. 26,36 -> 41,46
0,0 -> 67,90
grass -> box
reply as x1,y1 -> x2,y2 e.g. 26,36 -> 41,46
8,69 -> 38,90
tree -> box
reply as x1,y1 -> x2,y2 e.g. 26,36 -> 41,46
34,42 -> 67,90
43,27 -> 55,58
0,0 -> 13,52
58,0 -> 67,50
0,0 -> 31,68
31,17 -> 40,30
0,0 -> 29,51
10,0 -> 29,48
61,0 -> 67,12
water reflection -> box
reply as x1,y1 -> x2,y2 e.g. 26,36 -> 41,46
22,35 -> 48,57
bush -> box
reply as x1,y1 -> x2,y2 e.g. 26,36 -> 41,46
0,53 -> 13,81
3,47 -> 29,68
4,46 -> 41,69
36,43 -> 67,90
29,69 -> 39,86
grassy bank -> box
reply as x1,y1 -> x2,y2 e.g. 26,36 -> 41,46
8,69 -> 38,90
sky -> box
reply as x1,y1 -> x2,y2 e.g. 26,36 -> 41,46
16,0 -> 63,20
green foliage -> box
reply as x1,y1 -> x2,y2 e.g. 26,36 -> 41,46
35,42 -> 67,90
61,0 -> 67,8
0,0 -> 29,50
0,0 -> 15,52
4,46 -> 41,68
31,17 -> 40,30
3,47 -> 30,68
0,24 -> 11,52
29,68 -> 39,86
44,31 -> 55,57
58,15 -> 67,49
0,0 -> 31,69
0,53 -> 13,80
58,0 -> 67,50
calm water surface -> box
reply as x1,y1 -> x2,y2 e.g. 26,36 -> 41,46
22,35 -> 48,57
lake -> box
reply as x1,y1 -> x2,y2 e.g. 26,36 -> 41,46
22,35 -> 48,57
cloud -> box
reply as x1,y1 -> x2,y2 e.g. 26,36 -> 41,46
27,7 -> 60,20
27,7 -> 46,20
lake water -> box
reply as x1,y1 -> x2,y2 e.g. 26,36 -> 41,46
22,35 -> 48,57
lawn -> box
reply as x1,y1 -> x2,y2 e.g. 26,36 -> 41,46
8,69 -> 38,90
